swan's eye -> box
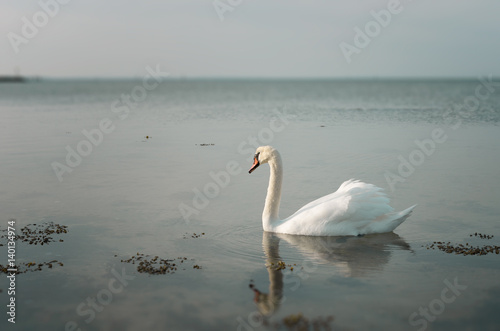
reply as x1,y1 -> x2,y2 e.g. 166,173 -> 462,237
254,152 -> 260,161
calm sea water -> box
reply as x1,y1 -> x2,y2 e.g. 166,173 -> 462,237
1,79 -> 500,330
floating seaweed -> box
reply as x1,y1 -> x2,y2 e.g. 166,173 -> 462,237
0,221 -> 68,274
0,221 -> 68,246
424,233 -> 499,256
183,232 -> 205,239
118,253 -> 201,275
0,260 -> 64,274
470,232 -> 494,239
267,261 -> 297,271
272,313 -> 335,330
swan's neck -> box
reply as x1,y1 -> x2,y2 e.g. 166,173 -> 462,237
263,152 -> 283,230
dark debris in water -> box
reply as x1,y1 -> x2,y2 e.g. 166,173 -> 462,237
0,220 -> 67,274
470,232 -> 494,239
0,260 -> 64,275
118,253 -> 201,275
183,232 -> 205,239
0,221 -> 68,246
270,313 -> 335,331
196,143 -> 215,146
424,232 -> 499,256
268,261 -> 298,271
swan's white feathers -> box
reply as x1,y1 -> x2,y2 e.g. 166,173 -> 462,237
275,179 -> 408,236
252,146 -> 416,236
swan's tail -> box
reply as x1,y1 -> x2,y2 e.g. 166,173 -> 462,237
387,204 -> 417,231
362,204 -> 416,234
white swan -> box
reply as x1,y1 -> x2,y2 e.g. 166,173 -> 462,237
248,146 -> 416,236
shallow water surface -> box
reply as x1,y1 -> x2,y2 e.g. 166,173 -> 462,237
1,79 -> 500,330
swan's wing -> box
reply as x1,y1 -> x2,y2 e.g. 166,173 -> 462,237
277,179 -> 395,236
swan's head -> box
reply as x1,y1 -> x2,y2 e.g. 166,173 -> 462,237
248,146 -> 277,174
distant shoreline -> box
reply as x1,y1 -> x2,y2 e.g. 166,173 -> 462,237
0,76 -> 26,83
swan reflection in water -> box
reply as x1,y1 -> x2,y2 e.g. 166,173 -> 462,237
251,231 -> 411,316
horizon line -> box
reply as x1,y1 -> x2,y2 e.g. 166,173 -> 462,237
1,75 -> 494,81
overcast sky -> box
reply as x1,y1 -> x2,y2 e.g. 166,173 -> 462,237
1,0 -> 499,78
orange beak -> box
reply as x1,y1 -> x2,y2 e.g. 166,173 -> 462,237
248,156 -> 260,174
253,289 -> 261,302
